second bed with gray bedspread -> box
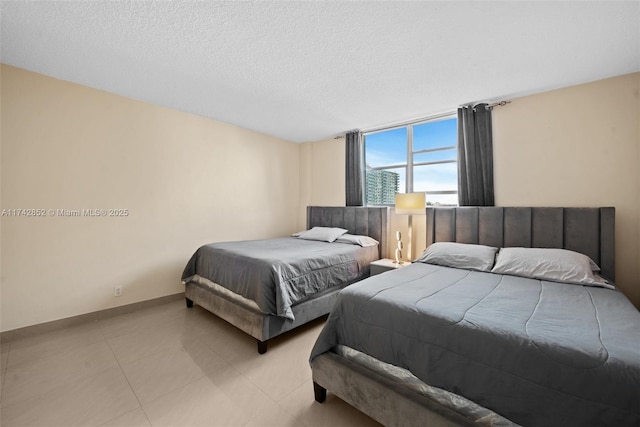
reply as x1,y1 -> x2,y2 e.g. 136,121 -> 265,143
310,262 -> 640,426
182,237 -> 378,320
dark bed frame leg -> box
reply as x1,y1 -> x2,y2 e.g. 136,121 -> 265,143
186,297 -> 193,308
257,340 -> 268,354
313,382 -> 327,403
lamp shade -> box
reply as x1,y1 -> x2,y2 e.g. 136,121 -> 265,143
394,192 -> 426,215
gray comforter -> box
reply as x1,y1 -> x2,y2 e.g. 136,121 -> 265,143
182,237 -> 378,320
310,262 -> 640,426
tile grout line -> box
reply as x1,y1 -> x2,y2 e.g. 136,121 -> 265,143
98,314 -> 155,427
274,377 -> 315,427
97,302 -> 218,426
1,332 -> 136,425
1,322 -> 115,410
3,299 -> 379,427
0,338 -> 12,406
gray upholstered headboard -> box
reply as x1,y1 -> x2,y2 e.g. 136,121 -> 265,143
307,206 -> 389,259
426,207 -> 615,281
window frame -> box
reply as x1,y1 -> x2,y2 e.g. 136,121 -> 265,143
363,112 -> 458,206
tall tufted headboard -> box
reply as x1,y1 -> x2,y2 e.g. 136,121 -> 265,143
426,207 -> 615,281
307,206 -> 389,259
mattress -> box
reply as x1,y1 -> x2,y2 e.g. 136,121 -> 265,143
310,262 -> 640,426
182,237 -> 378,320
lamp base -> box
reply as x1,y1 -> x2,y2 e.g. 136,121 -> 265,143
394,245 -> 403,265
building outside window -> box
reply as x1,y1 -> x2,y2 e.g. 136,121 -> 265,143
364,114 -> 458,206
365,170 -> 399,205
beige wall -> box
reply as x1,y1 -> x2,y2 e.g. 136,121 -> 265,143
493,72 -> 640,307
3,66 -> 638,331
1,65 -> 301,331
302,72 -> 640,308
297,138 -> 346,228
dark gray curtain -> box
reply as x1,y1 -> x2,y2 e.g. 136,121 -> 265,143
457,103 -> 494,206
345,131 -> 364,206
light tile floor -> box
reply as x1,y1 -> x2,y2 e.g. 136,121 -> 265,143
0,299 -> 382,427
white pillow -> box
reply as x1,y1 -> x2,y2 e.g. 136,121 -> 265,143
491,247 -> 613,289
415,242 -> 498,272
292,226 -> 348,243
334,234 -> 379,247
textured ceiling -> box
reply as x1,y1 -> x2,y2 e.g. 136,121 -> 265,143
1,1 -> 639,143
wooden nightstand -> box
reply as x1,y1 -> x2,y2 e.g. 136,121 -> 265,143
370,258 -> 410,276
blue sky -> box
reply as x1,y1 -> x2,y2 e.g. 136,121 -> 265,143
364,117 -> 458,204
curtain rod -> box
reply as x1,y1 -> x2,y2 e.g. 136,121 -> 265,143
487,100 -> 511,109
464,100 -> 512,110
334,101 -> 510,139
334,129 -> 358,139
358,110 -> 457,136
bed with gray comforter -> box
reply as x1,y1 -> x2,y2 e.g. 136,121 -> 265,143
182,206 -> 389,354
310,206 -> 640,426
310,262 -> 640,426
182,237 -> 379,321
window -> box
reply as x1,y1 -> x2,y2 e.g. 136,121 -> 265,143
364,114 -> 458,206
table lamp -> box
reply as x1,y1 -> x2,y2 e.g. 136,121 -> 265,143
394,192 -> 426,262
